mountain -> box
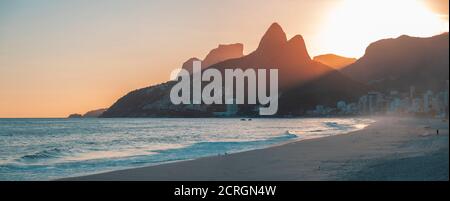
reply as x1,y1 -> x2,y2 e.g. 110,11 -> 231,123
203,43 -> 244,68
102,23 -> 367,117
342,33 -> 449,92
101,81 -> 213,117
278,70 -> 368,114
205,23 -> 340,89
83,108 -> 107,118
313,54 -> 357,69
68,113 -> 82,118
67,108 -> 108,118
204,23 -> 367,114
181,57 -> 201,74
181,43 -> 244,74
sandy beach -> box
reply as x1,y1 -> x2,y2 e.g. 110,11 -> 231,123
63,116 -> 449,181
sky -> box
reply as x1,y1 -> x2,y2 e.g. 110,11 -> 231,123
0,0 -> 448,117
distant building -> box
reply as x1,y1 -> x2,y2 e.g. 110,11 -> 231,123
305,79 -> 449,117
367,92 -> 383,114
358,95 -> 368,114
346,80 -> 449,117
389,98 -> 401,113
345,103 -> 358,114
423,90 -> 433,113
434,91 -> 449,117
410,86 -> 415,100
410,98 -> 423,113
315,105 -> 325,114
337,101 -> 346,112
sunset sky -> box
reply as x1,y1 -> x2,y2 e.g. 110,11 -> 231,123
0,0 -> 448,117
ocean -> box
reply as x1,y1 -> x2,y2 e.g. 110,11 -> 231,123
0,118 -> 374,180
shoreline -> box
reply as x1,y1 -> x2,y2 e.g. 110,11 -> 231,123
62,116 -> 449,181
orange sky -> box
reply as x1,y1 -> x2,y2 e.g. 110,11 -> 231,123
0,0 -> 448,117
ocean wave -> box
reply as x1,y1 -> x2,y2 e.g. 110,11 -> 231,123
308,129 -> 325,132
62,143 -> 187,162
324,121 -> 353,130
19,148 -> 65,161
0,118 -> 376,180
152,132 -> 298,157
324,121 -> 341,127
63,150 -> 155,162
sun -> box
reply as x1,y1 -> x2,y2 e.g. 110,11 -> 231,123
315,0 -> 449,58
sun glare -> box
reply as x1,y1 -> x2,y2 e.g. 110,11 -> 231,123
316,0 -> 449,58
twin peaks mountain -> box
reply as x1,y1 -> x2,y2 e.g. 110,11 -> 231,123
205,23 -> 339,89
101,23 -> 448,117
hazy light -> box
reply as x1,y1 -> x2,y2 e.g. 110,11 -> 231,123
316,0 -> 449,58
0,0 -> 448,117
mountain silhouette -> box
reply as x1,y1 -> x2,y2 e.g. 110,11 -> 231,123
313,54 -> 356,69
203,43 -> 244,68
181,57 -> 201,74
256,23 -> 288,55
101,23 -> 368,117
206,23 -> 336,89
342,33 -> 449,92
181,43 -> 243,74
68,108 -> 107,118
83,108 -> 107,118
